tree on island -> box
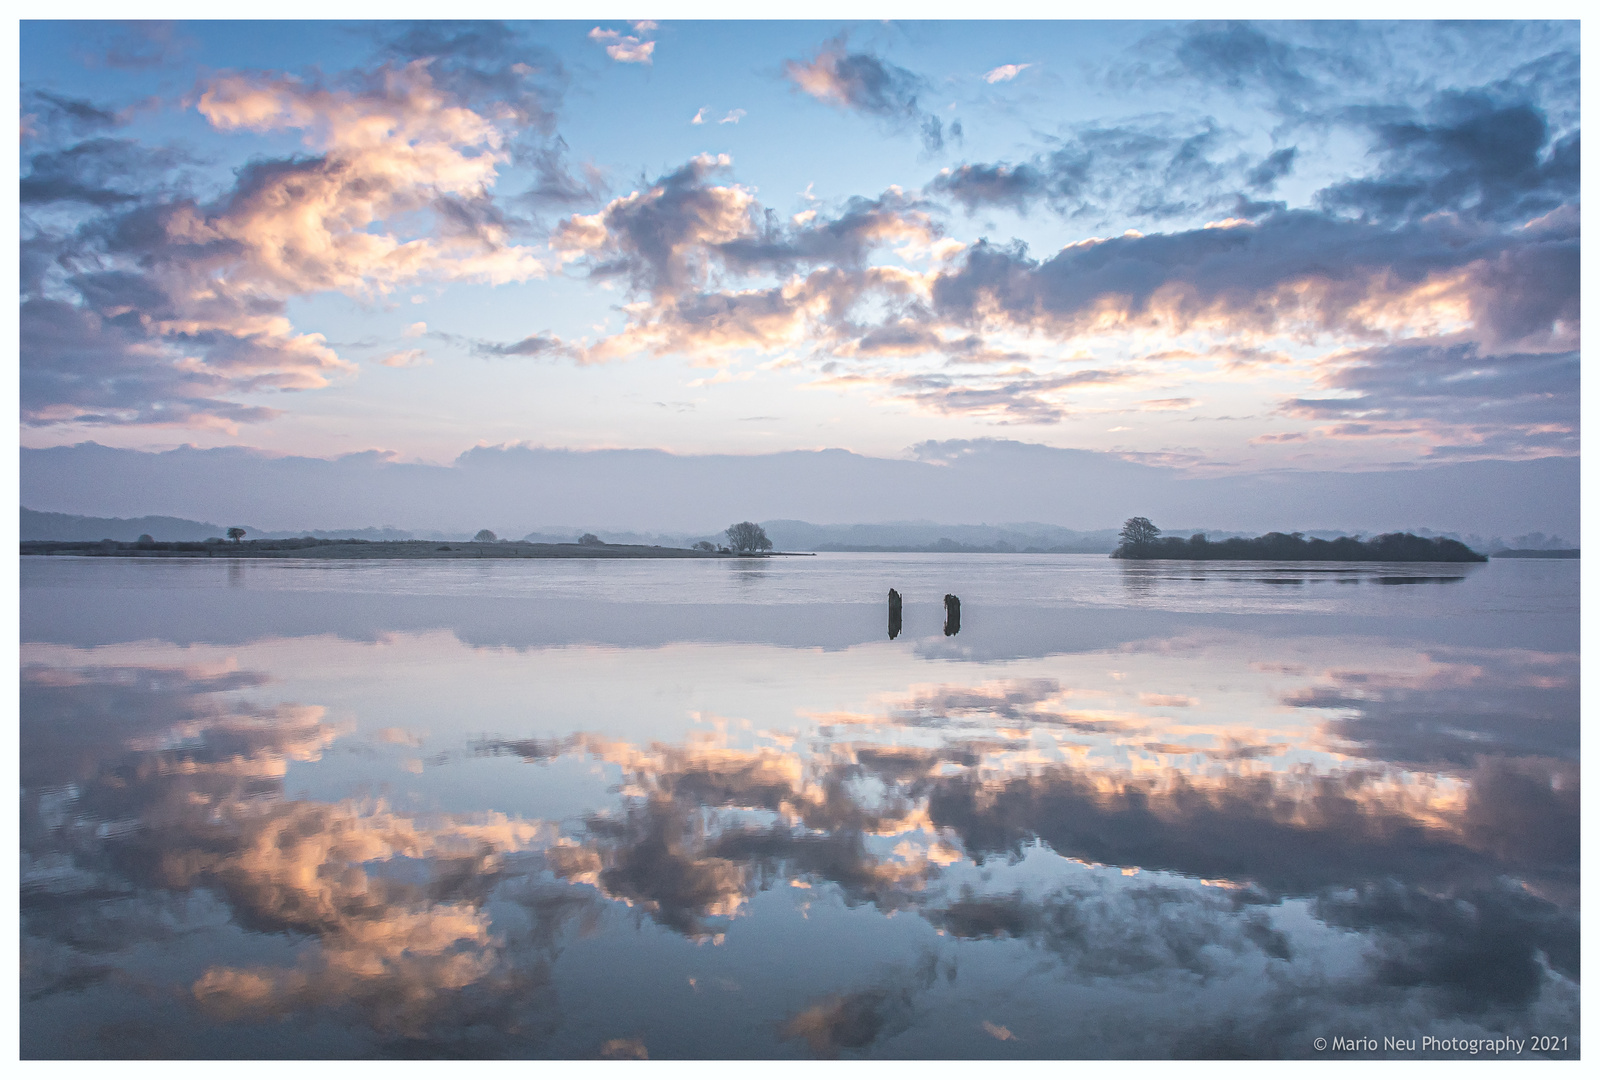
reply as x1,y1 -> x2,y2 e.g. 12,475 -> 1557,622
1118,516 -> 1160,549
725,521 -> 773,553
1111,516 -> 1486,562
579,533 -> 604,546
474,529 -> 497,542
227,527 -> 246,543
693,541 -> 716,551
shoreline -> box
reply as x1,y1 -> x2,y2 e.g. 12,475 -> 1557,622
20,539 -> 813,560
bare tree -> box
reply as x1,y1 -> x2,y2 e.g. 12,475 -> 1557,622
227,527 -> 246,543
1118,517 -> 1160,547
473,529 -> 497,542
725,521 -> 772,553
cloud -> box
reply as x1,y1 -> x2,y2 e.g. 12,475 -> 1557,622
599,1038 -> 649,1059
1283,646 -> 1579,771
719,109 -> 747,125
21,659 -> 273,788
475,333 -> 571,359
1313,880 -> 1577,1012
928,118 -> 1298,223
21,90 -> 129,139
784,38 -> 952,153
1151,21 -> 1577,141
926,160 -> 1052,214
589,27 -> 656,65
549,157 -> 950,365
927,207 -> 1577,358
89,20 -> 194,71
479,734 -> 942,937
377,349 -> 430,367
548,130 -> 1574,447
933,58 -> 1574,235
1245,147 -> 1297,190
20,138 -> 189,207
21,654 -> 576,1044
983,64 -> 1031,84
817,367 -> 1132,426
462,662 -> 1578,1031
512,137 -> 607,209
780,983 -> 919,1057
691,107 -> 707,125
1319,90 -> 1578,225
716,188 -> 942,276
1168,21 -> 1325,112
375,21 -> 567,133
24,616 -> 1579,1051
19,298 -> 289,429
22,59 -> 547,429
1282,340 -> 1578,459
553,154 -> 758,299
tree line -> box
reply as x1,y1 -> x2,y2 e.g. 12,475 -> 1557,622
1111,517 -> 1487,562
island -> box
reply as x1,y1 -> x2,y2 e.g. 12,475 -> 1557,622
1111,518 -> 1487,562
20,538 -> 784,560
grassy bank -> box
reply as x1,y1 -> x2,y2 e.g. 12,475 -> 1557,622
20,538 -> 762,560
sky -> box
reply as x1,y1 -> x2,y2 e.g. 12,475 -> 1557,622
17,16 -> 1581,473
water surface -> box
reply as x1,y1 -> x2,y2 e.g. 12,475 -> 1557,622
20,554 -> 1579,1058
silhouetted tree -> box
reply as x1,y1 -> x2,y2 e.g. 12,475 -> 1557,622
1119,517 -> 1160,547
579,533 -> 604,546
227,527 -> 246,543
1111,527 -> 1484,562
474,529 -> 497,542
725,521 -> 772,553
136,533 -> 154,546
693,541 -> 715,551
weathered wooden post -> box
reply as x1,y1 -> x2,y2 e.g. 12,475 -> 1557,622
888,588 -> 903,640
943,593 -> 961,636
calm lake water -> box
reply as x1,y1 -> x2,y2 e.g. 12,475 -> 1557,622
20,553 -> 1579,1059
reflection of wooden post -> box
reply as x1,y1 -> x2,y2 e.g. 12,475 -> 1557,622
888,589 -> 902,640
943,593 -> 961,636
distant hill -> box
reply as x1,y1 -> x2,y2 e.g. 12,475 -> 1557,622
25,507 -> 1562,557
757,520 -> 1120,552
21,507 -> 229,542
20,439 -> 1580,542
20,508 -> 419,543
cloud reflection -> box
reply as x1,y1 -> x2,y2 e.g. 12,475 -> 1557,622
20,657 -> 583,1050
21,621 -> 1578,1055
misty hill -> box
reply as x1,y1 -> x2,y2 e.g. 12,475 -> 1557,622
757,520 -> 1120,552
22,507 -> 229,543
20,507 -> 420,543
18,510 -> 1106,550
21,506 -> 1561,557
20,439 -> 1579,542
